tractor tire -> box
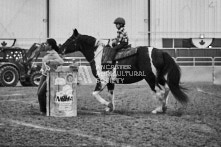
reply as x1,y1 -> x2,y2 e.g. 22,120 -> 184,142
30,71 -> 42,86
0,66 -> 19,87
20,80 -> 32,86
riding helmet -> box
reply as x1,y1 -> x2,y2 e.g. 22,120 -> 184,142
114,17 -> 125,25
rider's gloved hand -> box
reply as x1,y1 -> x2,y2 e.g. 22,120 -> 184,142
111,39 -> 117,47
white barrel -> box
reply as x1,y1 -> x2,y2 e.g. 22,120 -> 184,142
46,65 -> 78,117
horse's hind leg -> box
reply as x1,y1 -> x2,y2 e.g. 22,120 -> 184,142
149,77 -> 169,114
144,72 -> 165,113
107,83 -> 115,111
151,85 -> 166,114
159,77 -> 169,111
154,84 -> 170,113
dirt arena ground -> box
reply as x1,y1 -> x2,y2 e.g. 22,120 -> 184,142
0,82 -> 220,147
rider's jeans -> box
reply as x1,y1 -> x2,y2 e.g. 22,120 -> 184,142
37,75 -> 47,113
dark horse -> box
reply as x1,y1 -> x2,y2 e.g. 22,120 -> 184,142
60,29 -> 188,113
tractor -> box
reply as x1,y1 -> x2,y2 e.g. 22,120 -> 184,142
0,43 -> 43,87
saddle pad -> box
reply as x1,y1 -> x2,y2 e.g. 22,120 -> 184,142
114,47 -> 137,60
101,46 -> 116,64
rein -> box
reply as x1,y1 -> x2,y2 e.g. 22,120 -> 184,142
88,44 -> 104,64
88,39 -> 111,64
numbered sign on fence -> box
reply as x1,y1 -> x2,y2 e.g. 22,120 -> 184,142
46,65 -> 78,117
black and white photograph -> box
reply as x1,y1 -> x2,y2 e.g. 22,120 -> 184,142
0,0 -> 221,146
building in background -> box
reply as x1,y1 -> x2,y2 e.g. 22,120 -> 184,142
0,0 -> 46,48
1,0 -> 221,52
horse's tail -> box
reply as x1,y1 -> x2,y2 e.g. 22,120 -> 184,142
163,52 -> 188,104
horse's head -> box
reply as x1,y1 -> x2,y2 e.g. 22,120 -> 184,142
60,29 -> 101,64
60,29 -> 81,55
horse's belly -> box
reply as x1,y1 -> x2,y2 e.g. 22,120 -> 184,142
114,70 -> 144,84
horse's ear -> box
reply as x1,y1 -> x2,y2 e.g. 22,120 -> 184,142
73,28 -> 79,37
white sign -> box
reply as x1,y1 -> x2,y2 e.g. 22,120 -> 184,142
192,38 -> 213,48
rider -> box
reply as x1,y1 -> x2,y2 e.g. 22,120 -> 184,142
108,17 -> 129,64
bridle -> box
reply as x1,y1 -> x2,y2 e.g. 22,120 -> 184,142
61,37 -> 78,55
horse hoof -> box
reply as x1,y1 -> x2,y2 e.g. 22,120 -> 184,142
151,110 -> 158,114
162,106 -> 167,113
105,102 -> 113,112
151,110 -> 165,114
151,106 -> 166,114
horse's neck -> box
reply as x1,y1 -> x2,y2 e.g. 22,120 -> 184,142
82,44 -> 103,73
76,42 -> 92,62
77,43 -> 104,79
80,49 -> 94,63
80,39 -> 104,63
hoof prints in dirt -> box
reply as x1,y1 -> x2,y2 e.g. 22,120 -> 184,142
0,83 -> 221,146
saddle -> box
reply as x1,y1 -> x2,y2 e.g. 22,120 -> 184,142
101,45 -> 137,71
114,45 -> 137,61
102,45 -> 137,62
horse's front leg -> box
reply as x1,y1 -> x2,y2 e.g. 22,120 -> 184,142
92,80 -> 113,112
